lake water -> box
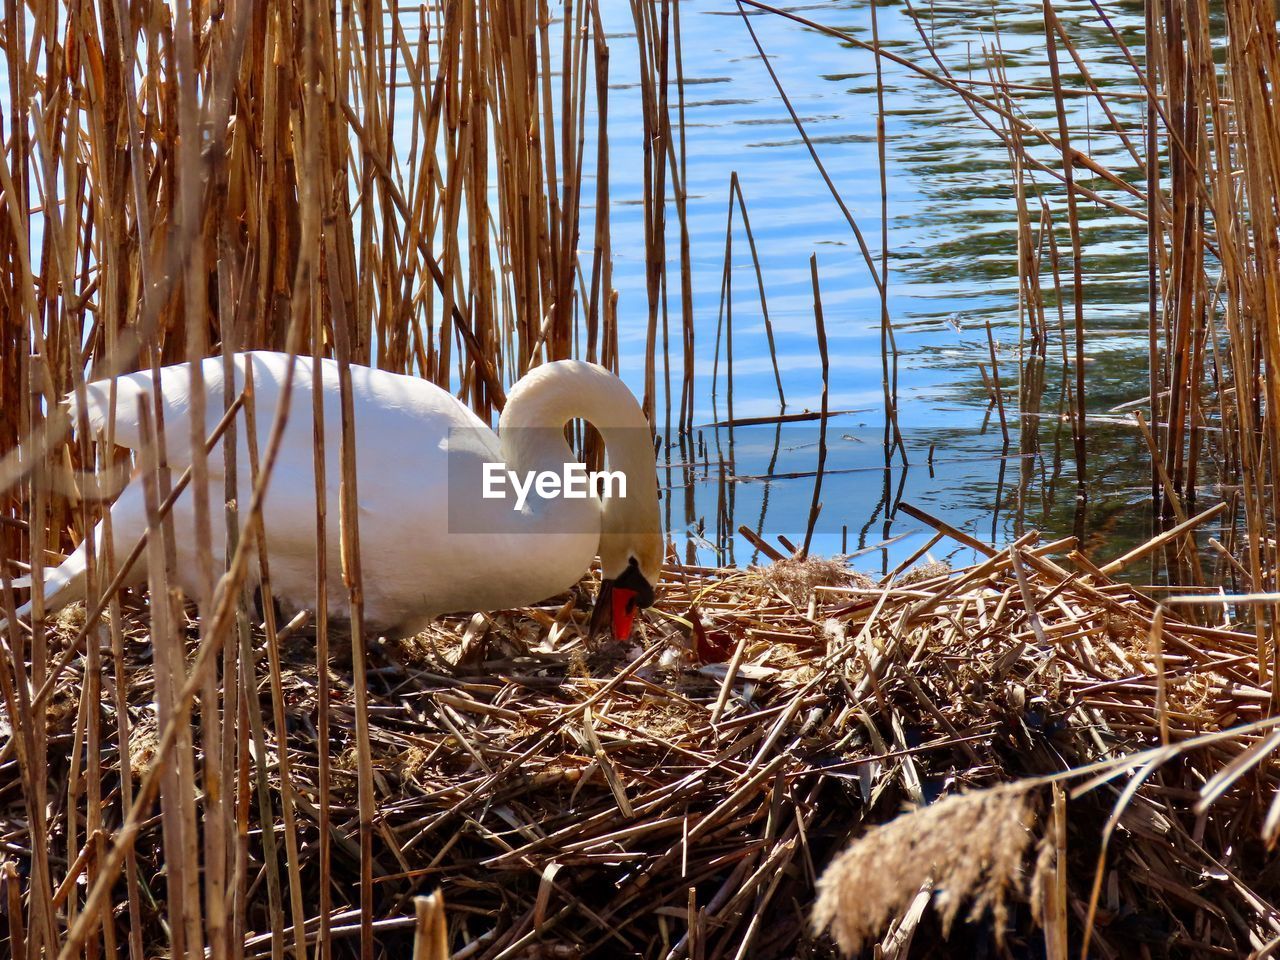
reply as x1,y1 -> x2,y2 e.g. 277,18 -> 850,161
589,0 -> 1162,572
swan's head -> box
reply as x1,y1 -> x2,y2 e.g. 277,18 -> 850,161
591,537 -> 665,642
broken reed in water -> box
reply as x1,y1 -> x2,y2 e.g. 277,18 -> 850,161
5,522 -> 1280,957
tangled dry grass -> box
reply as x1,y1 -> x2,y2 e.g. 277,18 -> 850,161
6,518 -> 1280,957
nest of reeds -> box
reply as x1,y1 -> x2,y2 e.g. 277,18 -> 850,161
5,526 -> 1280,958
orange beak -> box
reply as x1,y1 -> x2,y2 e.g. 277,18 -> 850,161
609,585 -> 640,641
589,580 -> 641,642
589,560 -> 654,643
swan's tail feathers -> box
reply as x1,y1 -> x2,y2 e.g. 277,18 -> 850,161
0,546 -> 90,632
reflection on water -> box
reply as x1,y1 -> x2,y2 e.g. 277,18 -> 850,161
658,418 -> 1155,574
590,0 -> 1164,570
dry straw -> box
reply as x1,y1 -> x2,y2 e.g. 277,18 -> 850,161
7,512 -> 1280,956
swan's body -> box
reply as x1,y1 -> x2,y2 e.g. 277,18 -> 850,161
12,352 -> 662,638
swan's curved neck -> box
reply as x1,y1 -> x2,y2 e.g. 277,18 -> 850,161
498,362 -> 657,540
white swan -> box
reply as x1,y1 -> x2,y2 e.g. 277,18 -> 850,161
10,352 -> 662,640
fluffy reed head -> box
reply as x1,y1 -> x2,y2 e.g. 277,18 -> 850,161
812,783 -> 1038,955
757,555 -> 871,606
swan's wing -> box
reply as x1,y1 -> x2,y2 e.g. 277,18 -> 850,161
68,352 -> 488,468
67,352 -> 324,479
68,354 -> 234,463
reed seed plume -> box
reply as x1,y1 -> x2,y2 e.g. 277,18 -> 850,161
813,784 -> 1038,956
756,555 -> 870,607
897,558 -> 951,586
